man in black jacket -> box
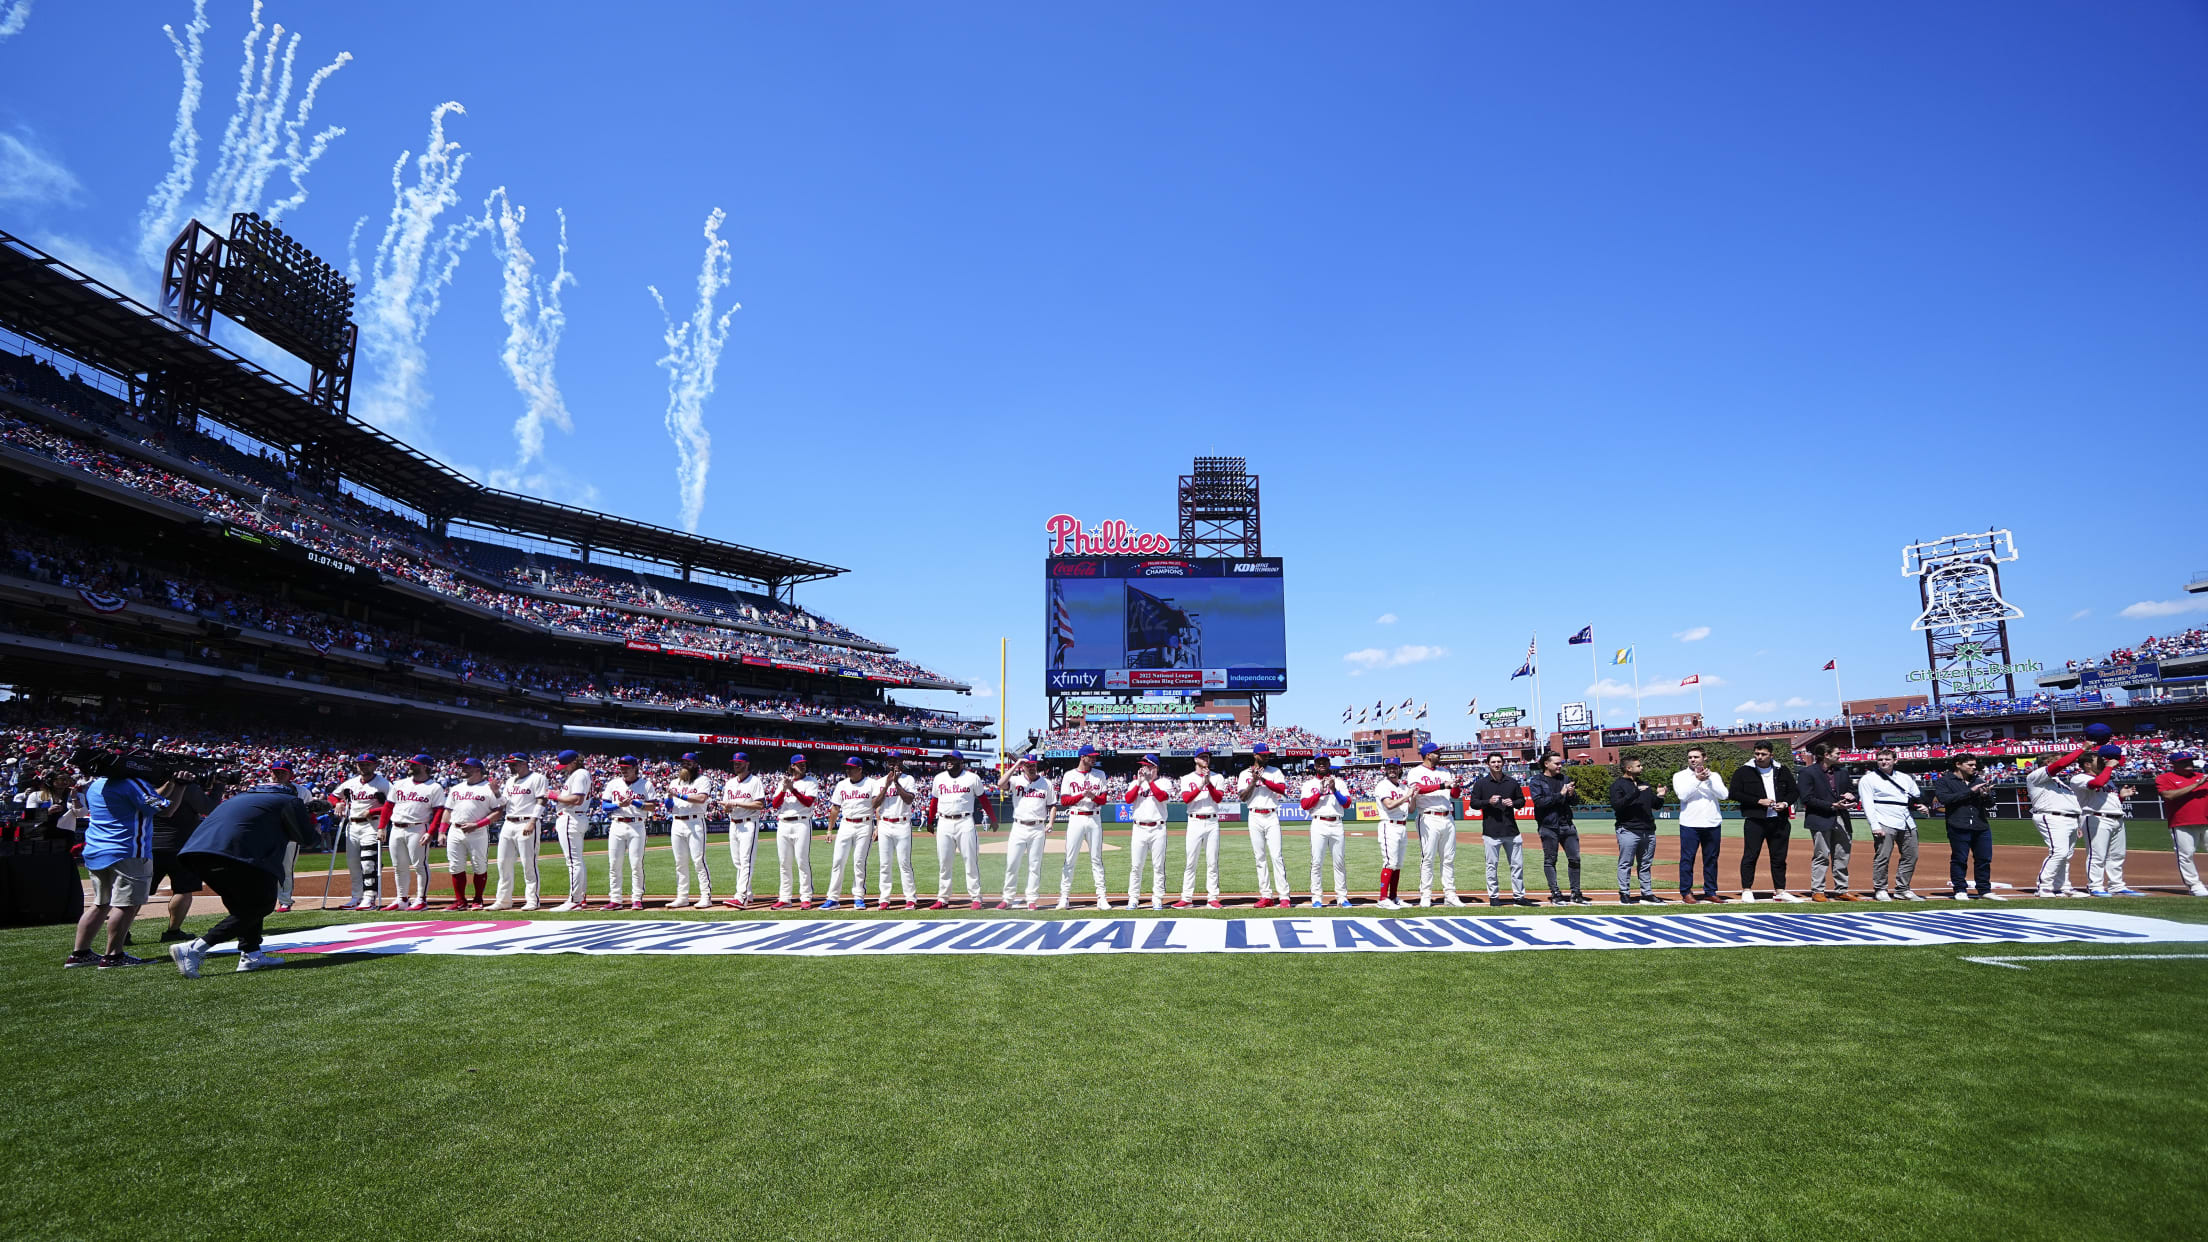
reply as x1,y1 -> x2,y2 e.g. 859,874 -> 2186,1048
1930,754 -> 2001,900
1527,755 -> 1589,904
1467,755 -> 1529,905
1797,742 -> 1859,901
1607,756 -> 1668,904
167,778 -> 319,978
1727,742 -> 1802,901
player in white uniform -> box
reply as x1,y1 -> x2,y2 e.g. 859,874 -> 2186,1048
1123,754 -> 1173,909
550,749 -> 594,911
872,757 -> 923,910
1408,743 -> 1466,907
329,755 -> 391,911
1372,757 -> 1414,909
2075,744 -> 2141,897
719,752 -> 766,909
1238,743 -> 1292,907
442,758 -> 500,910
997,755 -> 1056,911
488,753 -> 546,910
666,752 -> 716,909
1056,745 -> 1112,910
602,756 -> 654,910
2025,745 -> 2089,898
928,751 -> 991,910
1301,755 -> 1354,908
1174,748 -> 1230,909
769,754 -> 820,910
823,757 -> 877,911
386,755 -> 447,911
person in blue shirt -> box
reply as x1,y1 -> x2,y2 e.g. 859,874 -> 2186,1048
65,765 -> 169,970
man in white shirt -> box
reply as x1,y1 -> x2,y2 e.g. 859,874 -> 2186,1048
768,754 -> 821,910
443,758 -> 500,910
2077,745 -> 2141,897
550,749 -> 594,911
719,752 -> 766,909
1670,747 -> 1728,903
872,757 -> 923,910
822,757 -> 878,911
666,753 -> 716,909
1055,745 -> 1111,910
1123,754 -> 1174,910
1301,755 -> 1353,908
386,754 -> 447,911
329,755 -> 391,911
1238,743 -> 1292,908
1372,757 -> 1414,909
1854,748 -> 1928,901
488,753 -> 546,910
2025,744 -> 2090,898
998,755 -> 1056,910
602,756 -> 654,911
928,751 -> 991,910
1174,748 -> 1231,909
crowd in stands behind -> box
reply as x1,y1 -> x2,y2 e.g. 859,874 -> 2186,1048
1036,724 -> 1341,754
2068,630 -> 2208,671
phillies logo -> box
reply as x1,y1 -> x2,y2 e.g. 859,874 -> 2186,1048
1046,514 -> 1173,556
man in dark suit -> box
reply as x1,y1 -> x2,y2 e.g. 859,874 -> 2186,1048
167,767 -> 319,978
1727,741 -> 1802,901
1797,742 -> 1859,901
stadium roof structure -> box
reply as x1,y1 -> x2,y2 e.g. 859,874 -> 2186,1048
0,228 -> 844,594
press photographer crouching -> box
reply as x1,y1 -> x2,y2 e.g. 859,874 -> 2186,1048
168,761 -> 319,979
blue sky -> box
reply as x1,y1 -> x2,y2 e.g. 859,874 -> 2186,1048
2,1 -> 2203,740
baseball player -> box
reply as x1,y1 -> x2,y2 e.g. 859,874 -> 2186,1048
927,751 -> 991,910
1056,745 -> 1112,910
768,754 -> 820,910
823,757 -> 877,911
2154,750 -> 2208,897
1238,743 -> 1292,907
488,753 -> 546,910
719,752 -> 766,909
2076,744 -> 2141,897
549,749 -> 594,911
999,755 -> 1056,910
386,755 -> 447,911
1372,757 -> 1414,909
665,753 -> 716,909
2025,743 -> 2089,898
1408,743 -> 1467,907
602,756 -> 654,910
1123,753 -> 1173,909
1301,755 -> 1353,908
872,757 -> 924,910
443,758 -> 499,910
1173,747 -> 1229,909
328,755 -> 390,911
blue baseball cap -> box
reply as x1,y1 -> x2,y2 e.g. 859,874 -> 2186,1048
788,753 -> 807,764
556,749 -> 580,764
1193,746 -> 1212,756
506,753 -> 529,763
680,752 -> 701,764
945,750 -> 966,761
1383,756 -> 1402,766
1252,743 -> 1270,755
2173,751 -> 2199,763
409,753 -> 433,766
730,751 -> 749,763
2085,722 -> 2114,743
1077,744 -> 1097,757
1142,753 -> 1161,766
461,757 -> 484,769
2096,744 -> 2124,759
354,753 -> 378,764
269,759 -> 294,774
1419,742 -> 1440,755
845,756 -> 864,767
618,755 -> 640,767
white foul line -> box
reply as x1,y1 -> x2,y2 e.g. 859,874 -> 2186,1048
1960,954 -> 2208,971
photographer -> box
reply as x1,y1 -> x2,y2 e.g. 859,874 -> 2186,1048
64,753 -> 169,970
150,770 -> 216,944
167,778 -> 319,978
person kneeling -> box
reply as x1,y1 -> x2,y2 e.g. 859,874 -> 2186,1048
169,768 -> 319,978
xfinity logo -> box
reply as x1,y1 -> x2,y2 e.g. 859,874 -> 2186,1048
1048,669 -> 1103,691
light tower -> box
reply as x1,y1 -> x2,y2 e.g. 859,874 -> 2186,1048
1902,529 -> 2023,707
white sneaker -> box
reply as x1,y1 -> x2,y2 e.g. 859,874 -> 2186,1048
694,898 -> 713,910
1772,891 -> 1805,903
1898,890 -> 1923,901
550,901 -> 578,912
1151,899 -> 1164,910
2034,889 -> 2058,899
407,900 -> 428,912
1737,890 -> 1757,904
1871,891 -> 1891,902
1054,897 -> 1071,911
169,940 -> 206,979
1982,893 -> 2008,901
1376,898 -> 1401,910
1096,897 -> 1112,911
484,900 -> 510,911
520,901 -> 539,911
1417,896 -> 1432,908
1443,894 -> 1467,907
2190,887 -> 2208,897
237,950 -> 283,972
1951,890 -> 1973,900
1124,898 -> 1143,910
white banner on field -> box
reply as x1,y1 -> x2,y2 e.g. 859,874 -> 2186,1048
253,910 -> 2208,959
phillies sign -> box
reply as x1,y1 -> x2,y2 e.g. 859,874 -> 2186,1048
1046,513 -> 1173,556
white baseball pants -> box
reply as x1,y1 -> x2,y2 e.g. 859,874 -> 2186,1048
345,821 -> 381,906
1180,815 -> 1222,903
1417,812 -> 1460,899
496,824 -> 541,905
556,813 -> 591,904
2034,812 -> 2079,893
1377,818 -> 1409,870
1247,810 -> 1289,901
606,820 -> 647,901
726,817 -> 760,903
669,816 -> 712,904
388,827 -> 430,902
2083,814 -> 2127,889
775,817 -> 815,903
935,814 -> 981,902
2174,825 -> 2204,893
1003,821 -> 1050,906
828,818 -> 875,902
1127,821 -> 1168,905
1059,813 -> 1109,899
875,818 -> 918,902
446,827 -> 489,875
1309,816 -> 1347,903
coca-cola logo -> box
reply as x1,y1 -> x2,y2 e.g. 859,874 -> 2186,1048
1046,513 -> 1173,557
1050,560 -> 1102,577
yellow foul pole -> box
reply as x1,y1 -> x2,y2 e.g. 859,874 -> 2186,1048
998,636 -> 1007,773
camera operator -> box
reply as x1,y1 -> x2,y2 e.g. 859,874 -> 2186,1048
150,769 -> 217,945
64,752 -> 169,970
167,774 -> 319,978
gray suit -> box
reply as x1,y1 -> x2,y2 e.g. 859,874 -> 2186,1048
1798,762 -> 1856,894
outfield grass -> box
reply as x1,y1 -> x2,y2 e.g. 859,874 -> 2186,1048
3,896 -> 2204,1240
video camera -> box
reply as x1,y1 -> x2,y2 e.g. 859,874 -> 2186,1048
68,744 -> 236,789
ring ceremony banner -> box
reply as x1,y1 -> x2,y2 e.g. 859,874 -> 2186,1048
254,910 -> 2208,960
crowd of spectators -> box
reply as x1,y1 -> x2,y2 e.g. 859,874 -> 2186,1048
2068,630 -> 2208,671
499,562 -> 877,648
1034,723 -> 1341,754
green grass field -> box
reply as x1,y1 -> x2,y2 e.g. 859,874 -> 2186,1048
6,823 -> 2205,1241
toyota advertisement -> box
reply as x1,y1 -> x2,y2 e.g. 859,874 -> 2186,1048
1047,556 -> 1287,693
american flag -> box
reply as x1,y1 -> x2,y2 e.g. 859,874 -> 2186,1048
1050,579 -> 1075,665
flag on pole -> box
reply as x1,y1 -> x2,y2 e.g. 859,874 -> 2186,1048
1822,659 -> 1836,671
1613,646 -> 1635,665
1416,702 -> 1428,720
1357,708 -> 1368,724
1466,698 -> 1478,716
1511,661 -> 1533,679
1398,697 -> 1414,712
1342,707 -> 1352,723
1681,674 -> 1699,686
1567,626 -> 1593,645
1049,579 -> 1076,664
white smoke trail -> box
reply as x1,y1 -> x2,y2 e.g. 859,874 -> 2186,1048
348,102 -> 490,436
648,208 -> 739,532
483,188 -> 576,494
0,1 -> 34,41
135,0 -> 349,270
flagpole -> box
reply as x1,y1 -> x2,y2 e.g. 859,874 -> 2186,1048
1590,633 -> 1601,729
1630,649 -> 1642,725
1531,632 -> 1543,756
1833,662 -> 1854,750
1696,679 -> 1704,721
998,636 -> 1007,770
